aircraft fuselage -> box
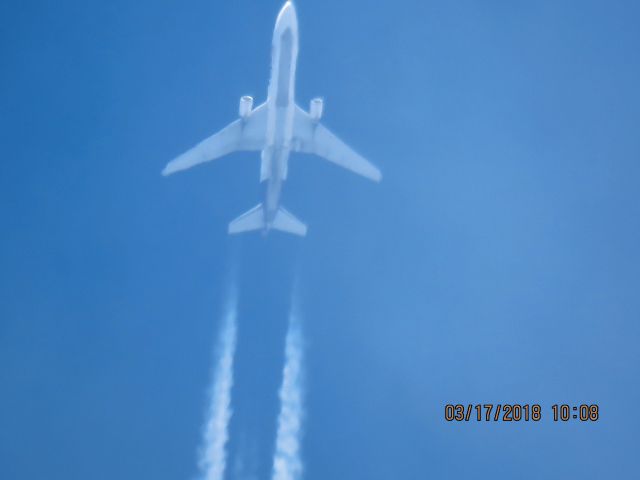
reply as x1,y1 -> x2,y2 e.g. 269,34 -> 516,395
261,2 -> 299,231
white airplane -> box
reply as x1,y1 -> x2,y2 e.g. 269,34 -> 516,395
162,1 -> 381,236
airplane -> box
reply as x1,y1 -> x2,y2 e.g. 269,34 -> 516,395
162,1 -> 381,236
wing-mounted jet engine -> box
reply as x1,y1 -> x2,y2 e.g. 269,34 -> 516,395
239,95 -> 254,119
309,97 -> 323,122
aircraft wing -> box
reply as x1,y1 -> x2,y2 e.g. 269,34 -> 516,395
162,103 -> 268,176
292,105 -> 382,182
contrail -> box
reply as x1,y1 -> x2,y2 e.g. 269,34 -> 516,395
198,286 -> 238,480
272,303 -> 305,480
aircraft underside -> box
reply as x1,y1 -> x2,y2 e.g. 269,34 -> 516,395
162,1 -> 381,236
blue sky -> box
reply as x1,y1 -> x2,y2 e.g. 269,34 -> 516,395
1,0 -> 639,479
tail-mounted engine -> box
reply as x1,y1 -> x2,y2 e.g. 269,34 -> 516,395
310,97 -> 323,122
239,95 -> 254,119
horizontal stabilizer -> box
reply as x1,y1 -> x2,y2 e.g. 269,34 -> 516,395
272,207 -> 307,236
227,204 -> 307,236
228,204 -> 264,234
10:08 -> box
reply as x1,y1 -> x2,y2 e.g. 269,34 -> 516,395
552,404 -> 599,421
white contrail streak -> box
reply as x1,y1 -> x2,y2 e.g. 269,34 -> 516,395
199,288 -> 238,480
272,307 -> 305,480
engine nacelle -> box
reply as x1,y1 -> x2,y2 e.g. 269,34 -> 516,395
239,95 -> 253,119
310,97 -> 323,122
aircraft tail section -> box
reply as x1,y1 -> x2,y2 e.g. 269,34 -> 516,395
272,207 -> 307,236
228,204 -> 307,236
228,204 -> 264,234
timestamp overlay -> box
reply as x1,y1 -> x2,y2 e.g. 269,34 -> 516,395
444,404 -> 600,422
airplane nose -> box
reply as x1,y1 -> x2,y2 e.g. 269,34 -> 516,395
277,1 -> 297,29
